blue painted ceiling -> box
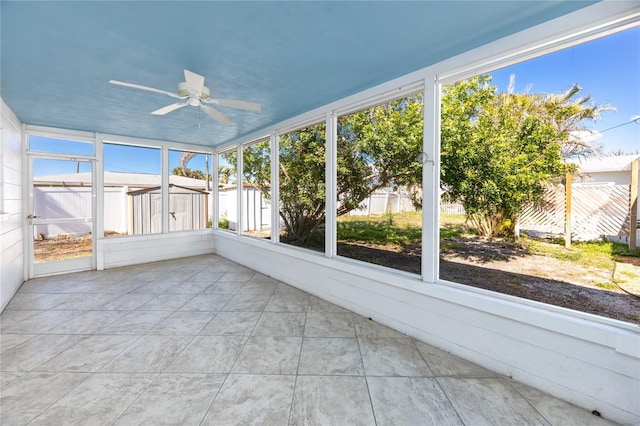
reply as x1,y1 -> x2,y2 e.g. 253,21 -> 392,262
1,1 -> 597,148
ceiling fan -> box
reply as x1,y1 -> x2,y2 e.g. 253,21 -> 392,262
109,69 -> 261,125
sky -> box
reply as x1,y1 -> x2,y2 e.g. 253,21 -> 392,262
32,25 -> 639,177
490,25 -> 639,154
32,137 -> 211,177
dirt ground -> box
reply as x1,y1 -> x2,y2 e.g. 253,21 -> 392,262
439,237 -> 640,324
34,233 -> 640,324
338,238 -> 640,324
33,235 -> 93,262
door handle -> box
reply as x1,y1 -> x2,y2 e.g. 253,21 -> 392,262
27,214 -> 38,220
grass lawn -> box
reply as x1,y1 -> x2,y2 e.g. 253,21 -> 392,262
338,211 -> 639,267
335,212 -> 640,322
338,212 -> 422,247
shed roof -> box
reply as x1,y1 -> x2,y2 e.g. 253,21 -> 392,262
34,171 -> 209,189
569,154 -> 640,173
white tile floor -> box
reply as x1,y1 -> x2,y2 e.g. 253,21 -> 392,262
0,254 -> 616,425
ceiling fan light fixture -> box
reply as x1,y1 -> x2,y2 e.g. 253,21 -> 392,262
178,82 -> 210,100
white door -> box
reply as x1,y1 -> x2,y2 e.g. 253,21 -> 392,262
28,156 -> 95,277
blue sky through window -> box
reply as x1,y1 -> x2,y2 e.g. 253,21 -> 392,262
491,26 -> 639,154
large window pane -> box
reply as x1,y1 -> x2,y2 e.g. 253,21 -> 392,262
168,150 -> 211,232
438,26 -> 640,324
103,143 -> 161,236
217,149 -> 237,232
336,94 -> 423,274
279,123 -> 326,253
242,139 -> 271,239
29,135 -> 94,156
33,158 -> 93,262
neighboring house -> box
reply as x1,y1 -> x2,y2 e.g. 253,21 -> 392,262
571,153 -> 640,189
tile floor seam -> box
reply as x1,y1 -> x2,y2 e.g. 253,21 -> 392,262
27,333 -> 93,372
286,373 -> 300,426
100,330 -> 197,375
4,333 -> 88,373
363,376 -> 380,426
433,375 -> 468,426
156,333 -> 200,375
196,374 -> 229,426
501,376 -> 555,426
353,325 -> 379,426
109,371 -> 164,426
412,337 -> 436,377
285,311 -> 309,425
48,309 -> 128,335
23,370 -> 96,425
0,333 -> 39,354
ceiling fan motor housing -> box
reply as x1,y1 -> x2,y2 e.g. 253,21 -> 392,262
178,82 -> 210,100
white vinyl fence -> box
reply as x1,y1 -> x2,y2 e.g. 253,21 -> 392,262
217,188 -> 465,230
218,187 -> 271,232
34,186 -> 93,238
34,186 -> 210,238
347,189 -> 416,216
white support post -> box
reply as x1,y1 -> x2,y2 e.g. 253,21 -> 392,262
236,145 -> 243,236
95,134 -> 104,270
422,77 -> 440,283
161,146 -> 169,234
21,124 -> 31,280
325,112 -> 337,258
630,159 -> 638,251
270,133 -> 280,243
212,152 -> 219,230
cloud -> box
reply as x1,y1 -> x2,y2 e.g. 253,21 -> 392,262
568,130 -> 602,143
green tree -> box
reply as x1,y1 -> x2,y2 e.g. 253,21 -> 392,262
235,98 -> 425,244
171,166 -> 206,180
241,140 -> 271,198
441,76 -> 569,237
337,96 -> 424,214
278,124 -> 327,242
535,83 -> 613,159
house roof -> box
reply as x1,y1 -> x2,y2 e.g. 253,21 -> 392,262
127,184 -> 208,196
0,1 -> 599,148
34,171 -> 208,189
570,154 -> 640,173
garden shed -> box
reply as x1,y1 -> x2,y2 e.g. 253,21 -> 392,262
128,184 -> 209,234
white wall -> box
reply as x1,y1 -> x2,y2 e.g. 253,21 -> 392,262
581,171 -> 630,186
99,232 -> 214,270
0,100 -> 24,311
214,233 -> 639,425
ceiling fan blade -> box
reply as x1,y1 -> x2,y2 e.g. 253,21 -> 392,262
184,69 -> 205,96
151,102 -> 188,115
109,80 -> 184,99
207,98 -> 262,112
201,104 -> 232,125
